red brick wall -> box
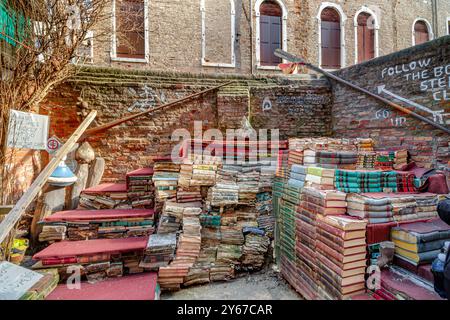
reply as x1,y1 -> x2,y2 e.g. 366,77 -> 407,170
332,37 -> 450,170
40,70 -> 332,183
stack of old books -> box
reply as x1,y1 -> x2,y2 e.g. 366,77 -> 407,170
220,225 -> 245,245
234,207 -> 258,229
315,151 -> 358,170
276,150 -> 289,178
240,231 -> 270,270
126,168 -> 154,208
210,262 -> 235,281
346,193 -> 395,224
288,164 -> 307,188
157,201 -> 185,233
374,152 -> 394,170
415,193 -> 439,219
334,170 -> 398,193
392,149 -> 408,169
356,152 -> 377,169
152,157 -> 180,201
391,218 -> 450,267
355,138 -> 375,152
238,170 -> 260,205
184,263 -> 211,287
288,149 -> 304,166
259,165 -> 276,190
303,149 -> 317,166
177,186 -> 202,203
158,204 -> 202,290
39,225 -> 67,242
33,237 -> 148,281
39,209 -> 155,241
390,195 -> 421,222
316,215 -> 367,300
215,243 -> 242,276
279,196 -> 297,271
305,167 -> 335,190
208,167 -> 239,206
190,164 -> 217,186
78,183 -> 129,210
178,163 -> 193,188
297,188 -> 347,299
139,233 -> 177,269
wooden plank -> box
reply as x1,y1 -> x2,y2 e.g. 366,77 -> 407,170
69,163 -> 89,209
87,157 -> 105,188
0,111 -> 97,245
79,81 -> 236,141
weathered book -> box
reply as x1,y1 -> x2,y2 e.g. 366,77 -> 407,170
316,220 -> 366,240
316,251 -> 366,277
316,227 -> 366,248
303,194 -> 347,208
316,241 -> 366,264
317,215 -> 367,231
317,234 -> 366,256
301,201 -> 347,216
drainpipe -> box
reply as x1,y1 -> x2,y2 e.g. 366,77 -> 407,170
432,0 -> 438,37
250,0 -> 254,76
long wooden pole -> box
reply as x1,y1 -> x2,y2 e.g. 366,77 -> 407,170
79,80 -> 237,141
0,111 -> 97,245
275,49 -> 450,135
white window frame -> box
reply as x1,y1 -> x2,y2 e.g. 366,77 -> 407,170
200,0 -> 236,68
255,0 -> 288,70
317,2 -> 347,70
446,17 -> 450,35
111,0 -> 149,63
354,6 -> 379,64
412,18 -> 434,46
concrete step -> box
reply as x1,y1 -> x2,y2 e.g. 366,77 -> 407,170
46,272 -> 159,300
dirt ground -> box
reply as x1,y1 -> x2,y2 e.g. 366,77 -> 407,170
161,268 -> 302,300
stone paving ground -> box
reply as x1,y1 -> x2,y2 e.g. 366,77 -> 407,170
161,268 -> 302,300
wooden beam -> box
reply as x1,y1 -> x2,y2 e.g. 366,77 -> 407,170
79,80 -> 236,141
0,111 -> 97,245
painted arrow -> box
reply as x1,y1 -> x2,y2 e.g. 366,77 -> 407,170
377,85 -> 445,124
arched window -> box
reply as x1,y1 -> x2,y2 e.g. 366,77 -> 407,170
413,20 -> 430,45
321,8 -> 341,69
356,12 -> 375,63
259,1 -> 282,66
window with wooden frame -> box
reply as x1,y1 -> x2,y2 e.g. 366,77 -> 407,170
259,1 -> 282,66
414,20 -> 429,45
114,0 -> 146,60
356,12 -> 375,63
321,7 -> 341,69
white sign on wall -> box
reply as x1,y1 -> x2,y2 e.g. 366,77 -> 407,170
7,110 -> 49,150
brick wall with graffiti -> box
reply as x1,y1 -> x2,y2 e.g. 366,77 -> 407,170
42,69 -> 332,182
332,36 -> 450,169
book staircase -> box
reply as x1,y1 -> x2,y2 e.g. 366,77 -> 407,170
34,180 -> 160,300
